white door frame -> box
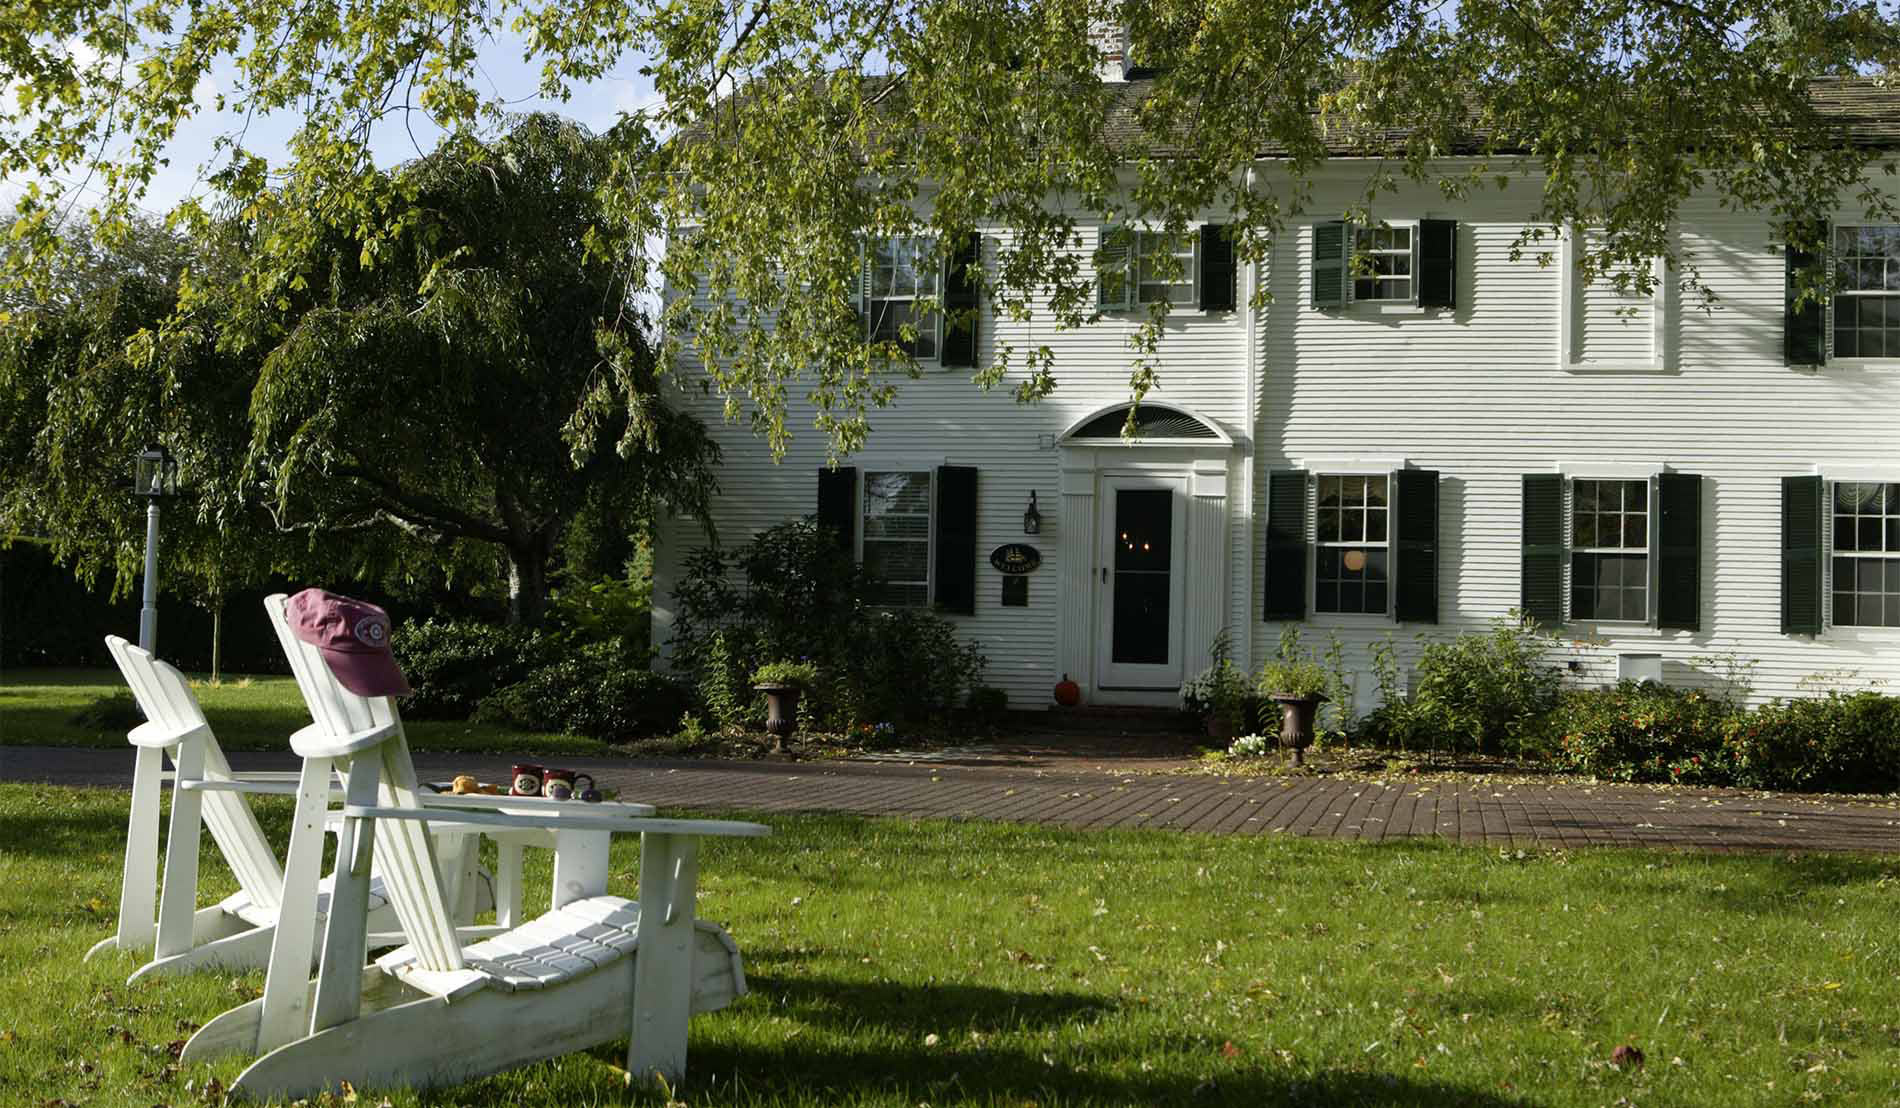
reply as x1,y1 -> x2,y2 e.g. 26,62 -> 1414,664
1096,473 -> 1190,690
1054,403 -> 1237,708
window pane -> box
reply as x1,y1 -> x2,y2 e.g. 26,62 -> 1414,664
1624,481 -> 1647,512
1316,509 -> 1340,543
1342,511 -> 1364,542
1575,481 -> 1600,513
1598,514 -> 1622,548
1366,512 -> 1388,542
1624,515 -> 1646,548
1837,518 -> 1858,552
1574,514 -> 1598,547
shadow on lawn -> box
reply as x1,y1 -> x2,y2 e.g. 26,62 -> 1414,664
717,974 -> 1531,1106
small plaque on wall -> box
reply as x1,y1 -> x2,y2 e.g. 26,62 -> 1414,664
1001,576 -> 1029,607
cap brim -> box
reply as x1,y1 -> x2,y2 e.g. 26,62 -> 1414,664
319,647 -> 413,698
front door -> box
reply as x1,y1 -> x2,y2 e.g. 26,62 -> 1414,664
1096,476 -> 1187,689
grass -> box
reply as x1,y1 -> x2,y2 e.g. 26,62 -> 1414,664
2,667 -> 612,756
2,784 -> 1899,1106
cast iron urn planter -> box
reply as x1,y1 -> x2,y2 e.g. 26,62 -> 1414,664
755,683 -> 801,753
1270,692 -> 1328,766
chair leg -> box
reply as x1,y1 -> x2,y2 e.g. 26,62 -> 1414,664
104,745 -> 166,958
155,738 -> 206,959
627,832 -> 699,1087
257,756 -> 334,1054
311,755 -> 382,1033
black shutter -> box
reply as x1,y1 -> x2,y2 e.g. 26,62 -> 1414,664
1263,470 -> 1308,621
1198,224 -> 1236,311
1782,475 -> 1824,634
941,233 -> 981,368
1311,221 -> 1347,308
1655,473 -> 1702,631
1520,474 -> 1565,625
933,465 -> 978,615
1394,469 -> 1440,623
1418,219 -> 1457,309
816,467 -> 858,555
1785,223 -> 1826,366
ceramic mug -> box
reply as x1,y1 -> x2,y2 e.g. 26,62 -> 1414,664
544,768 -> 577,801
510,763 -> 544,797
576,775 -> 601,803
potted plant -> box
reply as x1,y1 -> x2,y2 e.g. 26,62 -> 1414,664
1181,662 -> 1254,740
751,660 -> 818,753
1258,653 -> 1330,766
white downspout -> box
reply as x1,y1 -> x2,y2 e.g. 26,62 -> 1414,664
1239,164 -> 1259,673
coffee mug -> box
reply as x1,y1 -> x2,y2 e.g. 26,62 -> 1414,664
511,763 -> 544,797
574,774 -> 598,802
544,768 -> 577,801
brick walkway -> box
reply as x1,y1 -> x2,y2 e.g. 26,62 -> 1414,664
6,744 -> 1898,853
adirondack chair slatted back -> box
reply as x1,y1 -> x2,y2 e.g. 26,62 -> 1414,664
263,594 -> 464,974
104,636 -> 284,911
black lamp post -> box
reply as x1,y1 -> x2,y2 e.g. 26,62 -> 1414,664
132,444 -> 180,653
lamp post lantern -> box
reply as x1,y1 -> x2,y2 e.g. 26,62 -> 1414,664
132,444 -> 180,653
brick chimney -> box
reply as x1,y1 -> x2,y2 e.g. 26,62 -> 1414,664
1090,20 -> 1131,82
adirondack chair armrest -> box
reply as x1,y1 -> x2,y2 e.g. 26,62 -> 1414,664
289,720 -> 401,759
128,719 -> 211,749
339,805 -> 771,838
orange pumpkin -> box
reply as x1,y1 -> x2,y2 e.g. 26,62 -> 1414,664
1053,673 -> 1081,707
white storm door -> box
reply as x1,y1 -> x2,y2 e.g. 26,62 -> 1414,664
1096,475 -> 1189,689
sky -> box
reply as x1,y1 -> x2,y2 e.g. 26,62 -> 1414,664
1,29 -> 662,220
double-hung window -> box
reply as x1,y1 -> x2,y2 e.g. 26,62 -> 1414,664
1099,229 -> 1197,309
1831,481 -> 1900,627
1830,226 -> 1900,359
1352,225 -> 1413,302
861,470 -> 933,607
867,236 -> 940,360
1570,478 -> 1650,622
1314,474 -> 1390,615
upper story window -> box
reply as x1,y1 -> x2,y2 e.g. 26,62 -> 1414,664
1832,480 -> 1900,627
1315,474 -> 1390,615
1099,229 -> 1197,310
861,470 -> 933,607
1831,226 -> 1900,359
1353,225 -> 1414,302
867,236 -> 940,360
1571,478 -> 1649,622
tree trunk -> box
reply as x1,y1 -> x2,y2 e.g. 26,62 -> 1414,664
211,603 -> 223,685
507,545 -> 551,627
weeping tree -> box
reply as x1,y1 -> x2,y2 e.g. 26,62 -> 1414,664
211,114 -> 719,625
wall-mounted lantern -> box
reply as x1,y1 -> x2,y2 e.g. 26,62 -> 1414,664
1022,490 -> 1042,535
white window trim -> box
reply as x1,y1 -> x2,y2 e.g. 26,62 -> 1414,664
1824,223 -> 1900,368
1563,473 -> 1660,628
863,235 -> 944,364
1349,221 -> 1419,307
1558,229 -> 1670,374
1309,469 -> 1397,622
1823,476 -> 1900,632
857,467 -> 937,609
1098,227 -> 1199,311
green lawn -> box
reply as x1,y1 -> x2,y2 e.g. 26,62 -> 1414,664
1,667 -> 613,756
2,784 -> 1897,1106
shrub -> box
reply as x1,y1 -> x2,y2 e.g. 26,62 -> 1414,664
546,570 -> 652,656
751,660 -> 818,689
391,619 -> 552,719
1257,626 -> 1330,698
1407,615 -> 1564,755
1549,681 -> 1739,783
476,642 -> 694,742
1724,691 -> 1900,793
72,691 -> 143,731
967,686 -> 1009,721
669,520 -> 987,731
1180,662 -> 1254,731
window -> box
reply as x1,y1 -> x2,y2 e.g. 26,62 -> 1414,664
1314,474 -> 1390,615
1099,229 -> 1197,309
1353,225 -> 1413,302
1831,481 -> 1900,627
867,236 -> 940,359
1571,478 -> 1649,622
1831,226 -> 1900,359
862,471 -> 932,607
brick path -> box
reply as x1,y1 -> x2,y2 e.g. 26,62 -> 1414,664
5,744 -> 1898,853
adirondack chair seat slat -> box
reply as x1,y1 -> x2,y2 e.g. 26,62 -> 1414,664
224,874 -> 393,929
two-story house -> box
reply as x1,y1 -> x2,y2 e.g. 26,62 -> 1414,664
651,74 -> 1900,715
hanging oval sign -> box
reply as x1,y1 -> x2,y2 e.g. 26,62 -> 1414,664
989,543 -> 1042,575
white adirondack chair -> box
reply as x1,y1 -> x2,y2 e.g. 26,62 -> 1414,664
88,636 -> 489,983
178,594 -> 769,1099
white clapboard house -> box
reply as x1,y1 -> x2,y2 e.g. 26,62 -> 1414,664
652,75 -> 1900,713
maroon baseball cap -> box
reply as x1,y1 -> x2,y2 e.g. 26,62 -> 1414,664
284,588 -> 412,698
